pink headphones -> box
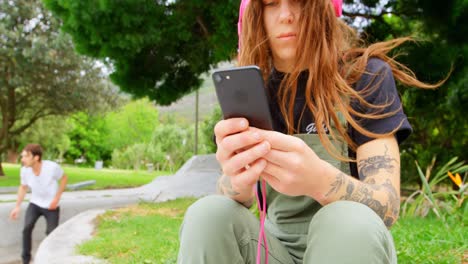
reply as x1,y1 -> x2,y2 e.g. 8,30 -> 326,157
238,0 -> 343,50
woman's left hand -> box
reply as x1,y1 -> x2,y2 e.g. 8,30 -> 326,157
258,130 -> 327,197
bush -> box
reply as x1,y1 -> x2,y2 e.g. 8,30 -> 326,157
402,156 -> 467,223
110,122 -> 203,172
149,123 -> 195,171
201,106 -> 222,154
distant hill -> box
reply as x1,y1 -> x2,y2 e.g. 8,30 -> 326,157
157,62 -> 234,124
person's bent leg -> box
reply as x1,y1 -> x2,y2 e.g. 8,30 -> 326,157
22,203 -> 41,264
43,206 -> 60,235
177,195 -> 294,264
304,201 -> 397,264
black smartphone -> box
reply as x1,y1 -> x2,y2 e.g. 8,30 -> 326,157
212,66 -> 273,130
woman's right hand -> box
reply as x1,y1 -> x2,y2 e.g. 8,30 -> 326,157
214,118 -> 271,198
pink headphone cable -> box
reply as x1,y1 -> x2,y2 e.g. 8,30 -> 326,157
255,178 -> 268,264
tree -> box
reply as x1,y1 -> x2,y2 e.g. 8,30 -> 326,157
201,106 -> 222,154
149,123 -> 195,171
342,0 -> 467,182
0,0 -> 116,175
65,112 -> 110,165
43,0 -> 239,105
17,116 -> 72,162
104,98 -> 160,151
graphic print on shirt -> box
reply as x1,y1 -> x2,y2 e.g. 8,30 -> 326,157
305,122 -> 330,134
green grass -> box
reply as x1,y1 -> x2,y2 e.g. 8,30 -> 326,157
79,198 -> 467,264
78,198 -> 197,264
391,215 -> 467,264
0,163 -> 170,190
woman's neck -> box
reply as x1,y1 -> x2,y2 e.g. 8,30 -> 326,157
272,56 -> 296,73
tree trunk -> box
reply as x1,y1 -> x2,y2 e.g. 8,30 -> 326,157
194,89 -> 199,155
7,149 -> 19,163
0,162 -> 5,176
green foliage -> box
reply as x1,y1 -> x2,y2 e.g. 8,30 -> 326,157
43,0 -> 239,105
200,106 -> 222,154
17,116 -> 72,161
110,122 -> 198,172
66,112 -> 111,165
356,0 -> 468,183
104,98 -> 159,151
111,143 -> 147,171
13,97 -> 161,168
0,0 -> 117,171
402,157 -> 468,223
148,123 -> 195,171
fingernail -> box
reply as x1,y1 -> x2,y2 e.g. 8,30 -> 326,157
240,120 -> 247,128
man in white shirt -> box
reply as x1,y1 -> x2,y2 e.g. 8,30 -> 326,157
9,144 -> 68,264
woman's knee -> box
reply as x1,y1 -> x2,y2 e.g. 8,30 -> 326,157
309,201 -> 389,242
305,201 -> 396,263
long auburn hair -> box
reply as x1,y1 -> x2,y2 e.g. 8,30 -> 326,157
238,0 -> 443,161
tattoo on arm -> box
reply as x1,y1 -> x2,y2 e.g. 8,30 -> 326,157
339,182 -> 390,224
217,175 -> 253,208
218,175 -> 240,196
358,144 -> 397,181
326,170 -> 400,228
325,172 -> 346,197
382,179 -> 400,227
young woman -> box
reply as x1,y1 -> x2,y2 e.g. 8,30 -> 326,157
178,0 -> 440,263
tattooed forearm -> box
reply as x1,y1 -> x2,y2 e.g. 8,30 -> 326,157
358,145 -> 398,180
339,182 -> 389,223
218,175 -> 240,196
382,179 -> 400,227
325,172 -> 346,197
217,175 -> 254,208
326,172 -> 400,227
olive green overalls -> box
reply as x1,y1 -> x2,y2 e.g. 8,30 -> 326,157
178,127 -> 397,264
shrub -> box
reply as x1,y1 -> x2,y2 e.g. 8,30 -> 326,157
402,156 -> 467,223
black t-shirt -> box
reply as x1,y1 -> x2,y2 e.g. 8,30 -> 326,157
267,58 -> 412,178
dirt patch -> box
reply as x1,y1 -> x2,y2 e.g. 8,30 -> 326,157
107,205 -> 183,218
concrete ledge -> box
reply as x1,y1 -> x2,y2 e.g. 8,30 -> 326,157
34,209 -> 108,264
0,179 -> 97,194
67,180 -> 96,191
0,186 -> 20,194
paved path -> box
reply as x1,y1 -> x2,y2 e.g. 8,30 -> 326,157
0,154 -> 220,264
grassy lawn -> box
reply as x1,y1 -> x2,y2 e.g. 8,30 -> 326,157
78,198 -> 467,264
392,216 -> 467,264
78,198 -> 197,264
0,163 -> 170,190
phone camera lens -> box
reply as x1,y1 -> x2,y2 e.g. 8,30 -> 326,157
214,74 -> 222,83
